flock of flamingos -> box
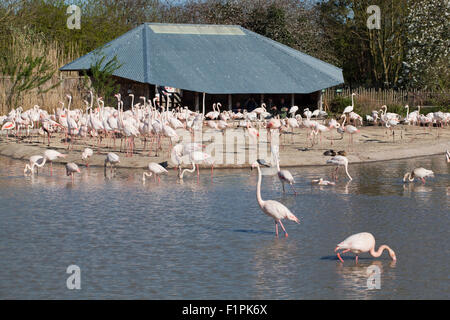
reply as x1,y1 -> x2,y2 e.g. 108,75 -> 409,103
1,91 -> 449,263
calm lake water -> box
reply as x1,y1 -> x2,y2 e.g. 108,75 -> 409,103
0,155 -> 448,299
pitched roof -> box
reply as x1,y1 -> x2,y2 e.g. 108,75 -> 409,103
60,23 -> 343,94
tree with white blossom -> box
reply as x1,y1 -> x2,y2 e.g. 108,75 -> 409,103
402,0 -> 450,90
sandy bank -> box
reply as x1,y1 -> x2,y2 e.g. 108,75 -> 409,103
0,125 -> 449,170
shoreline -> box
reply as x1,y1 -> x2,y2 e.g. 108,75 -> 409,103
1,125 -> 449,169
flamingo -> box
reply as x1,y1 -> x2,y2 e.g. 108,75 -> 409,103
189,151 -> 214,181
1,121 -> 15,139
326,155 -> 352,181
403,168 -> 434,184
104,152 -> 120,173
251,159 -> 300,237
65,162 -> 80,182
446,150 -> 450,163
24,155 -> 46,175
335,232 -> 396,263
81,148 -> 94,167
341,114 -> 359,148
311,178 -> 335,186
343,93 -> 357,114
272,145 -> 297,195
246,122 -> 259,142
44,149 -> 66,176
142,162 -> 168,183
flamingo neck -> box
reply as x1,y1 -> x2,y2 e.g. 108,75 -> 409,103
256,165 -> 264,208
344,163 -> 352,180
276,157 -> 281,172
142,171 -> 152,181
180,162 -> 196,179
370,244 -> 396,260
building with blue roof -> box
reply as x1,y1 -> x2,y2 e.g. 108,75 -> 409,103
60,23 -> 343,112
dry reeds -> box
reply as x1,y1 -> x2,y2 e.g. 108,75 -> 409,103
0,28 -> 86,113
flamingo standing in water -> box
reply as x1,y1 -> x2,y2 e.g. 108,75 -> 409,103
335,232 -> 397,263
81,148 -> 94,167
403,168 -> 434,184
24,155 -> 46,175
142,162 -> 168,183
251,159 -> 300,237
65,162 -> 80,182
326,155 -> 352,181
189,151 -> 214,182
44,149 -> 66,175
272,145 -> 297,195
104,152 -> 120,173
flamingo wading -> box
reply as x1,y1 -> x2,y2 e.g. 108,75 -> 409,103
251,159 -> 300,237
335,232 -> 396,263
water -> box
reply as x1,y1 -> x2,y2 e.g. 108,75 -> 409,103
0,155 -> 448,299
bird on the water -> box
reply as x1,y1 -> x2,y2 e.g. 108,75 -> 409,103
335,232 -> 396,263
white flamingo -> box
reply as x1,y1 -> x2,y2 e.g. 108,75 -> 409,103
403,168 -> 434,184
44,149 -> 66,175
81,148 -> 94,167
251,159 -> 300,237
326,155 -> 352,181
142,162 -> 168,183
104,152 -> 120,173
65,162 -> 81,182
272,145 -> 297,195
335,232 -> 396,263
343,93 -> 357,114
24,155 -> 46,175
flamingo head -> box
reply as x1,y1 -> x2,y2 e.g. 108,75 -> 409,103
251,159 -> 270,170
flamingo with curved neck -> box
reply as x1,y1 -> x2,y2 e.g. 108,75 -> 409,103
252,160 -> 300,237
335,232 -> 396,263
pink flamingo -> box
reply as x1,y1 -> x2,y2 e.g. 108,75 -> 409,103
335,232 -> 396,263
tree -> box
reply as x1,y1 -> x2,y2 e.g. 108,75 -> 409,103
83,50 -> 123,106
318,0 -> 408,88
402,0 -> 450,90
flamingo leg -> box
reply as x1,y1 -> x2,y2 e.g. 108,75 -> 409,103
290,183 -> 298,195
278,220 -> 288,237
275,221 -> 279,237
282,181 -> 285,193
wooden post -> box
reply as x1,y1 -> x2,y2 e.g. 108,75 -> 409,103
228,94 -> 232,111
318,91 -> 323,110
195,92 -> 199,112
202,92 -> 205,115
